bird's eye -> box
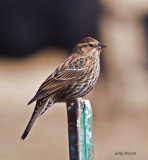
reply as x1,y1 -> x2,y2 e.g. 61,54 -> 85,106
89,44 -> 94,47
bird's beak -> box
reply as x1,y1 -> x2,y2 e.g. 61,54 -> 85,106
96,43 -> 106,49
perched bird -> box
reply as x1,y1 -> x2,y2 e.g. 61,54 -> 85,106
21,37 -> 106,140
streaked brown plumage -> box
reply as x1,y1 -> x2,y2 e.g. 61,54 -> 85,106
21,37 -> 106,140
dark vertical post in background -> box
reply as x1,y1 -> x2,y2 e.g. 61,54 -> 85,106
67,99 -> 94,160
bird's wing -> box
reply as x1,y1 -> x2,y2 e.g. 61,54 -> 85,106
28,59 -> 86,105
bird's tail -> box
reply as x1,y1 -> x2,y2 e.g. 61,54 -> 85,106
21,97 -> 52,140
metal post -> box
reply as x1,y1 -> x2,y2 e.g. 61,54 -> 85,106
67,99 -> 94,160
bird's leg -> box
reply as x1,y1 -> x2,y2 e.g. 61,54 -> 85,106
76,98 -> 86,114
67,101 -> 75,112
81,101 -> 86,114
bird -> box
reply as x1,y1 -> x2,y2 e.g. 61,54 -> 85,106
21,37 -> 106,140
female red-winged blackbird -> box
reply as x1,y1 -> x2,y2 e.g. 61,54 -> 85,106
21,37 -> 106,140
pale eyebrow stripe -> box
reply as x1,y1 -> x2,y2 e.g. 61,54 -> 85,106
77,43 -> 88,47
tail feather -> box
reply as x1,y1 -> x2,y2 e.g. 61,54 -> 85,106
21,110 -> 39,140
21,98 -> 51,140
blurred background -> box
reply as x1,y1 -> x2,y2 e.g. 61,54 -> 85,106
0,0 -> 148,159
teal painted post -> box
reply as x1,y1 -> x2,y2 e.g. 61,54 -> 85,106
67,99 -> 94,160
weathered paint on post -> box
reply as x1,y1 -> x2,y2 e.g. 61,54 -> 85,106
67,99 -> 94,160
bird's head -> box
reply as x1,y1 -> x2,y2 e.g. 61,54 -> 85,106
76,37 -> 106,57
